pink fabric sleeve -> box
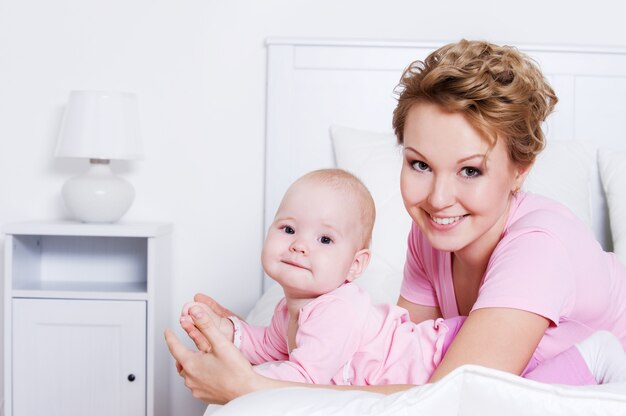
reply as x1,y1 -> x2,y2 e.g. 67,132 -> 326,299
400,223 -> 439,306
523,345 -> 596,385
473,230 -> 574,325
253,290 -> 369,384
238,300 -> 289,364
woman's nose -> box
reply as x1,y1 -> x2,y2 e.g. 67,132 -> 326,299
428,175 -> 455,210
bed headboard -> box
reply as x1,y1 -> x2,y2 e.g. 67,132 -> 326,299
264,38 -> 626,290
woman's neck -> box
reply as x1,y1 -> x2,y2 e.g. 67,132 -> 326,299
451,213 -> 508,316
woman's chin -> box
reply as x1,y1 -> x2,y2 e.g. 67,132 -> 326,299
425,233 -> 468,253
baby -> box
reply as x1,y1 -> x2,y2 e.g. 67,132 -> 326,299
181,168 -> 626,385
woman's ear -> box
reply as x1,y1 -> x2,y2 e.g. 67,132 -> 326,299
345,249 -> 371,282
512,162 -> 534,193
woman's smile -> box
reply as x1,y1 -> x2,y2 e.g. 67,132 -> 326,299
428,213 -> 469,228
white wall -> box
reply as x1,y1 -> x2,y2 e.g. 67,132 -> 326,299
1,0 -> 625,414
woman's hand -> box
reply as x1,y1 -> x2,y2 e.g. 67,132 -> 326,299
165,307 -> 263,404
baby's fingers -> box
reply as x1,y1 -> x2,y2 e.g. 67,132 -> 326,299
180,315 -> 212,352
194,293 -> 239,319
189,305 -> 230,351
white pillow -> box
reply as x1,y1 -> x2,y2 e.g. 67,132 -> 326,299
331,126 -> 409,305
523,140 -> 594,230
598,149 -> 626,265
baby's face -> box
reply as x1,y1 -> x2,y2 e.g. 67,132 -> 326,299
261,180 -> 364,299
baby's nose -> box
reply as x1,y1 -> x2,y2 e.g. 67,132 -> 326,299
290,241 -> 307,254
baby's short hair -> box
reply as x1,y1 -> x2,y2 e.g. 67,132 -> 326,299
296,168 -> 376,248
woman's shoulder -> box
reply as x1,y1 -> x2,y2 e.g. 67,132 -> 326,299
497,191 -> 604,267
506,191 -> 590,236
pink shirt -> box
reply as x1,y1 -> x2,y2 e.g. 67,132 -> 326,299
237,283 -> 454,385
401,191 -> 626,363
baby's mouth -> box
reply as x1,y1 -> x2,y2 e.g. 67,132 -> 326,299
281,259 -> 310,270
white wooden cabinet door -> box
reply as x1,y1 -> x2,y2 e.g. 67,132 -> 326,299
12,299 -> 146,416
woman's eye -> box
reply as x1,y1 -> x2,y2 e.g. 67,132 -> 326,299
411,160 -> 430,172
320,236 -> 333,245
283,226 -> 295,234
460,167 -> 482,178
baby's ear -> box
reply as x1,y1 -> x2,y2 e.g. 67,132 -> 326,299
346,249 -> 371,282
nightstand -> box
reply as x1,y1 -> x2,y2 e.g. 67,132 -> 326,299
3,221 -> 172,416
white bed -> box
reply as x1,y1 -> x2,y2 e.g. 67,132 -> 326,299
207,38 -> 626,415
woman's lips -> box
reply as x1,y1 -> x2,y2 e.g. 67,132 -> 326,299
428,213 -> 469,229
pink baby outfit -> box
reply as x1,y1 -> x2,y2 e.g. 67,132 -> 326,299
236,283 -> 461,385
401,191 -> 626,368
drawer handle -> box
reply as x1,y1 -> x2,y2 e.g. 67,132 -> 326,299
128,374 -> 136,382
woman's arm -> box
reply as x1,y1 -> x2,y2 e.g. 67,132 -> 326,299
429,307 -> 550,382
397,295 -> 441,323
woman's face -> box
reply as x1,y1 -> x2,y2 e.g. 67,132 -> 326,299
400,102 -> 529,256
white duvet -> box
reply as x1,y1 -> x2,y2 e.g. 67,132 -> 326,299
206,364 -> 626,416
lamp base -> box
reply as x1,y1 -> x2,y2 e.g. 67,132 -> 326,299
62,160 -> 135,223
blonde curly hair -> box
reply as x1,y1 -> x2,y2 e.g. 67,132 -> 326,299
392,39 -> 558,166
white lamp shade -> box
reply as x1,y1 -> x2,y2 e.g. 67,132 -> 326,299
55,90 -> 143,160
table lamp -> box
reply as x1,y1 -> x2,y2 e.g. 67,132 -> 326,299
55,90 -> 143,223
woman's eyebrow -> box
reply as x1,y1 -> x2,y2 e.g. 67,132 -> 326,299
404,146 -> 485,164
457,154 -> 486,164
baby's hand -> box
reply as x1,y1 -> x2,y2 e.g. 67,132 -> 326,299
181,302 -> 234,344
194,293 -> 240,319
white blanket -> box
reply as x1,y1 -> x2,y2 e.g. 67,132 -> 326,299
205,365 -> 626,416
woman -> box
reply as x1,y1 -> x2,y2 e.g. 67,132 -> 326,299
166,39 -> 626,403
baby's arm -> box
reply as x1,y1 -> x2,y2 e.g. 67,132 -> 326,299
252,293 -> 368,384
235,302 -> 290,364
181,298 -> 291,364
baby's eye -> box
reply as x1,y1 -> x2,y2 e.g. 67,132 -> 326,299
320,236 -> 333,245
411,160 -> 430,172
282,226 -> 295,234
460,167 -> 482,178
